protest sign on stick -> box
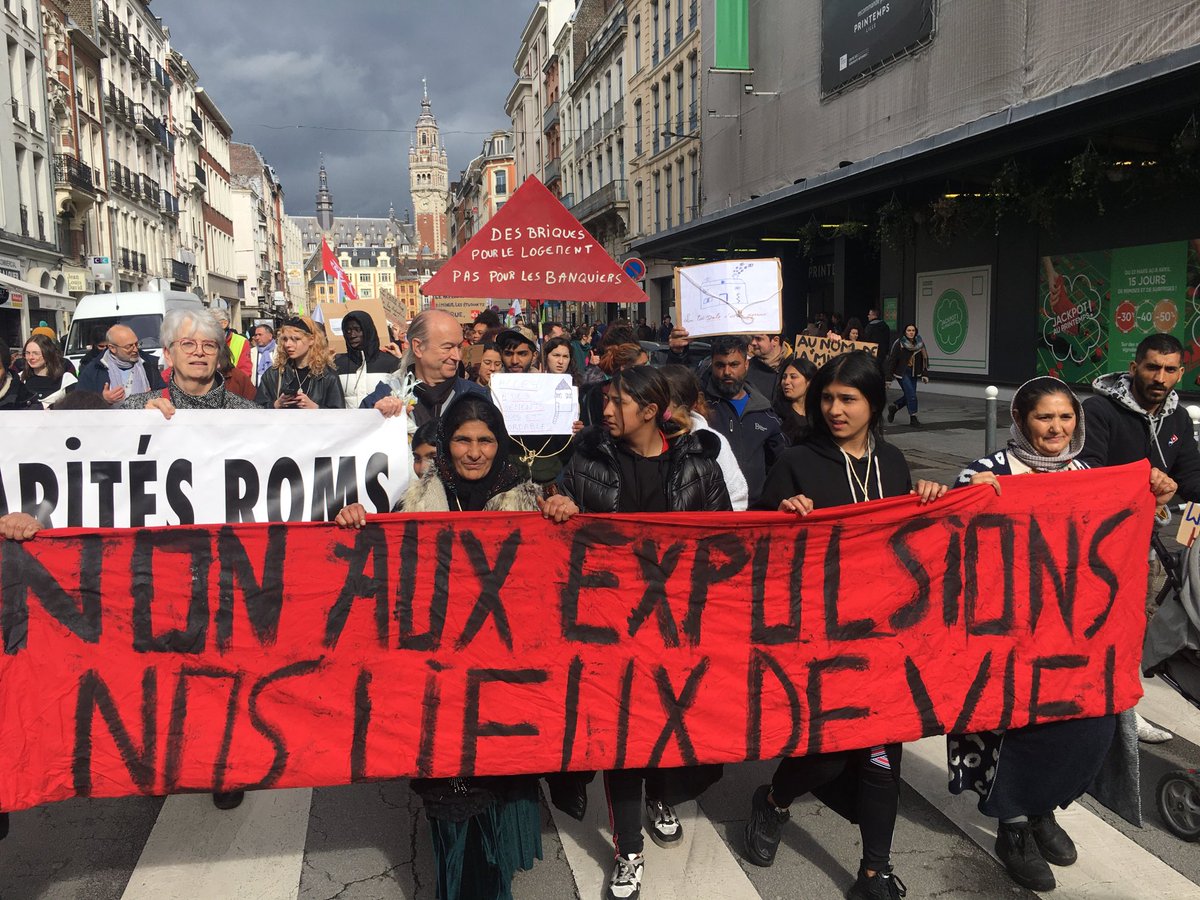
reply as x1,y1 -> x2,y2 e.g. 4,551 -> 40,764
0,463 -> 1153,812
489,373 -> 579,435
675,259 -> 783,337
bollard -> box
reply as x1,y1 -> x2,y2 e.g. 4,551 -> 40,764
1189,405 -> 1200,444
984,386 -> 999,455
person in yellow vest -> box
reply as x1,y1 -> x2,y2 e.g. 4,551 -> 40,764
216,309 -> 252,379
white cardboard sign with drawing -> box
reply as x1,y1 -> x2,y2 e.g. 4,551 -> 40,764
674,258 -> 783,338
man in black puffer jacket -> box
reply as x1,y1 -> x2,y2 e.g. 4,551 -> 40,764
1080,333 -> 1200,501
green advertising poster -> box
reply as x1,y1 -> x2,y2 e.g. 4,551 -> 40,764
882,296 -> 898,331
713,0 -> 750,71
1037,240 -> 1191,386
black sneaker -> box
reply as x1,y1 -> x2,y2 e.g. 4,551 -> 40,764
212,791 -> 245,810
909,415 -> 922,427
1030,812 -> 1077,866
645,798 -> 682,848
847,863 -> 907,900
886,404 -> 898,424
995,821 -> 1055,891
743,784 -> 789,867
607,852 -> 644,900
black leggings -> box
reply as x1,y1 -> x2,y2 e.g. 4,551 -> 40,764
771,744 -> 901,871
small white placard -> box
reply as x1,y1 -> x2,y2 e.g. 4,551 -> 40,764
675,258 -> 783,337
490,373 -> 579,435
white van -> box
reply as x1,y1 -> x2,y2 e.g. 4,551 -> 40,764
64,291 -> 205,367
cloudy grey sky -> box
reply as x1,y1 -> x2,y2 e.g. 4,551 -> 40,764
154,0 -> 525,218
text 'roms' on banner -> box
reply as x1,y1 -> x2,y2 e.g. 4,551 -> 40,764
0,462 -> 1153,811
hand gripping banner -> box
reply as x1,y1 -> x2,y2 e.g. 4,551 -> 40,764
0,463 -> 1153,811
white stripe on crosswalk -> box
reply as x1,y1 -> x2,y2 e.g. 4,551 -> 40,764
120,789 -> 312,900
548,777 -> 760,900
903,736 -> 1199,899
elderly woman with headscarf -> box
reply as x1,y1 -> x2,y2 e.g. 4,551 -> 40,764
121,309 -> 257,414
335,393 -> 543,900
950,376 -> 1176,892
334,310 -> 401,408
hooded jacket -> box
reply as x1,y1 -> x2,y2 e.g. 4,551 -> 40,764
755,432 -> 912,510
334,312 -> 401,376
559,425 -> 732,513
1080,372 -> 1200,501
700,371 -> 787,507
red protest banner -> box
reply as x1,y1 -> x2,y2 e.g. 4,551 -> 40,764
0,463 -> 1152,812
420,176 -> 648,303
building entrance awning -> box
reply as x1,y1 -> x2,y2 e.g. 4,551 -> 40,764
634,44 -> 1200,256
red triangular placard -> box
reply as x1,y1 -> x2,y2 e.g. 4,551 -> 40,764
421,176 -> 647,303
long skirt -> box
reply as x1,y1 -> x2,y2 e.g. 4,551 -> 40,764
948,715 -> 1116,819
427,780 -> 543,900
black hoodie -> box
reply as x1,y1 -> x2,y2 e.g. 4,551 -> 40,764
755,432 -> 912,510
334,311 -> 401,375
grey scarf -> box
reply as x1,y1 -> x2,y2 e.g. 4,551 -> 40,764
102,349 -> 150,396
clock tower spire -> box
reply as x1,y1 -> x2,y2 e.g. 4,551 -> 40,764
409,80 -> 449,257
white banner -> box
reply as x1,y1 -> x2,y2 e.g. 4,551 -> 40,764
0,409 -> 411,529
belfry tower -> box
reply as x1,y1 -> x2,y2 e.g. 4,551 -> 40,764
408,79 -> 449,256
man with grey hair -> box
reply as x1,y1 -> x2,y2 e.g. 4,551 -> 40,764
361,309 -> 484,425
121,308 -> 256,414
76,323 -> 166,405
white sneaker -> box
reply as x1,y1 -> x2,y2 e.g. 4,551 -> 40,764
646,798 -> 683,847
1136,712 -> 1173,743
607,853 -> 644,900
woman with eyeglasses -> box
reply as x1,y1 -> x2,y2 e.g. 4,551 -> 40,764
257,316 -> 345,410
120,308 -> 257,414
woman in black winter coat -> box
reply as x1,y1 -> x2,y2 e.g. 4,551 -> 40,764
540,365 -> 730,900
256,316 -> 345,410
744,351 -> 946,900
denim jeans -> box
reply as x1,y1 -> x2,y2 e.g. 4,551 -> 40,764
896,373 -> 918,414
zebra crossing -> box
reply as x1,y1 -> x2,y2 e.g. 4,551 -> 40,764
1,677 -> 1196,900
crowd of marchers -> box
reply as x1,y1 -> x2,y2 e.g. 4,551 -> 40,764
0,302 -> 1196,900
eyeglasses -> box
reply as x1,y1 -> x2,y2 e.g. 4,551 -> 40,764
173,338 -> 220,355
113,341 -> 140,352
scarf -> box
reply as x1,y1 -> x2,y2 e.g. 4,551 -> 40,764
899,334 -> 925,353
413,374 -> 458,426
166,373 -> 235,409
102,349 -> 150,396
1005,379 -> 1086,472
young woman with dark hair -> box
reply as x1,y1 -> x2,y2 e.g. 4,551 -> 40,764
884,324 -> 930,427
540,335 -> 581,384
772,356 -> 817,444
471,343 -> 503,387
20,333 -> 76,406
950,376 -> 1173,891
744,351 -> 947,900
540,365 -> 731,900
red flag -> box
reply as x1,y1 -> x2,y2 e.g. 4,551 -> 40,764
321,238 -> 358,301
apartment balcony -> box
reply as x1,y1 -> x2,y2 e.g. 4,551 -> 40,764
191,162 -> 207,192
53,154 -> 98,213
559,192 -> 575,209
135,104 -> 169,146
571,179 -> 628,224
166,257 -> 193,286
542,98 -> 560,135
140,175 -> 160,207
152,61 -> 172,92
188,108 -> 203,139
120,248 -> 132,271
99,4 -> 113,35
544,156 -> 561,187
160,190 -> 180,219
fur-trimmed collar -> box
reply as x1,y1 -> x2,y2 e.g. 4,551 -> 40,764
402,471 -> 541,512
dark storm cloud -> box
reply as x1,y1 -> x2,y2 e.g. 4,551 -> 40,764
153,0 -> 523,216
